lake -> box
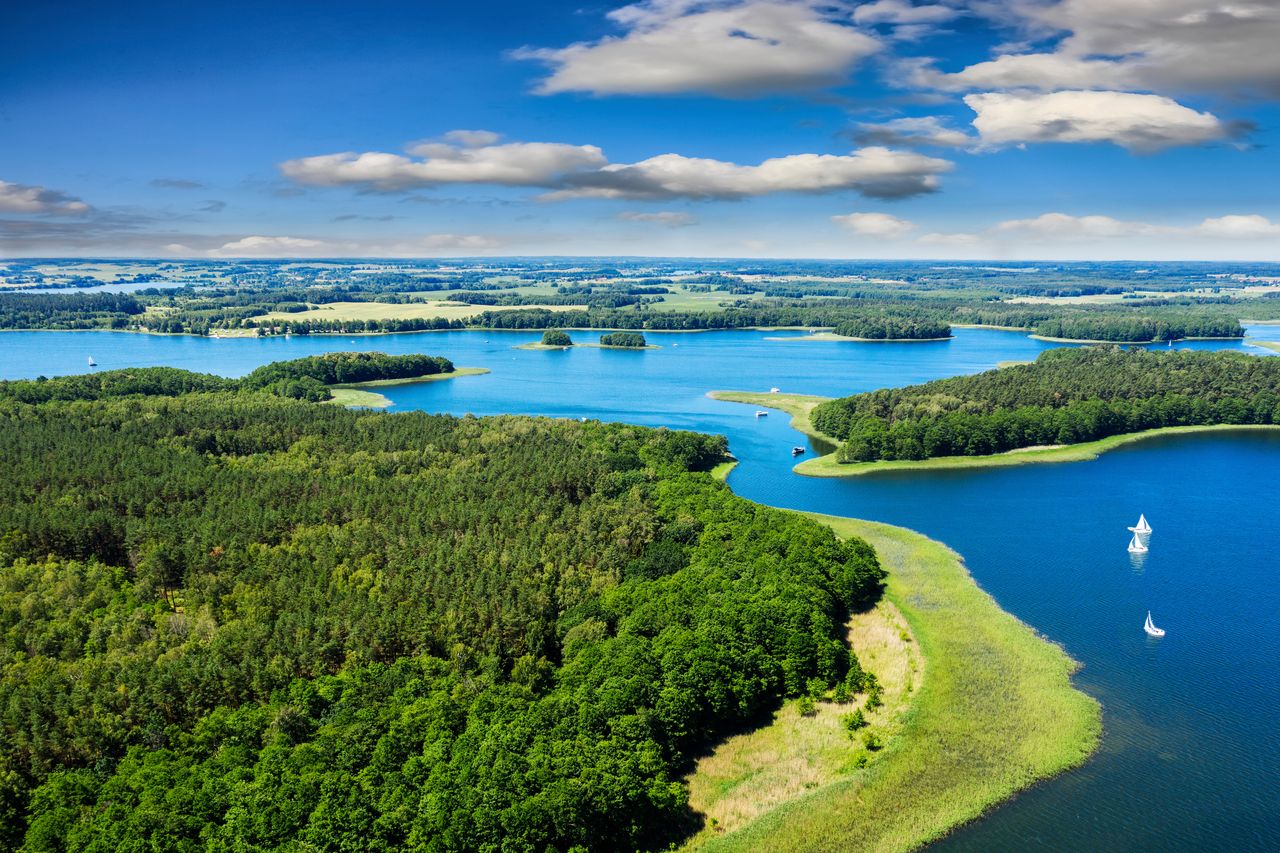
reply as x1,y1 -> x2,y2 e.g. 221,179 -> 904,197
3,325 -> 1278,850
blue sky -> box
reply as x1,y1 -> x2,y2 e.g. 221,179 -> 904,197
3,0 -> 1279,260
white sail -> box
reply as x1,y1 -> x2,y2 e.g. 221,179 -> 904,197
1144,611 -> 1165,637
1127,533 -> 1148,553
1128,513 -> 1152,533
87,355 -> 96,367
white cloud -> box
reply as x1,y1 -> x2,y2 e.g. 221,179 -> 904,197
853,0 -> 957,26
966,91 -> 1228,152
850,116 -> 974,148
548,146 -> 952,200
515,1 -> 881,96
1192,214 -> 1280,239
919,0 -> 1280,97
912,212 -> 1280,258
617,211 -> 698,226
832,211 -> 917,237
281,133 -> 607,191
994,213 -> 1168,239
206,233 -> 502,258
0,180 -> 91,215
284,135 -> 952,201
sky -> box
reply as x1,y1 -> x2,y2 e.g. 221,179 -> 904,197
3,0 -> 1279,261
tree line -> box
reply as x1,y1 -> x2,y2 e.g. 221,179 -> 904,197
812,347 -> 1280,463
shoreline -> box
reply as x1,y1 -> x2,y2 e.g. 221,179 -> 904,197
794,424 -> 1280,478
683,502 -> 1100,852
764,331 -> 953,343
711,394 -> 1280,479
1029,333 -> 1246,345
325,366 -> 489,408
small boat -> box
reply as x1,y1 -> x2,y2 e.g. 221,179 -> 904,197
791,446 -> 806,456
87,355 -> 97,367
755,410 -> 769,418
769,387 -> 780,393
1127,532 -> 1148,554
1127,514 -> 1153,534
1144,611 -> 1165,637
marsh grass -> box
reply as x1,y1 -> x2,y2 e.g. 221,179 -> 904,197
683,515 -> 1100,853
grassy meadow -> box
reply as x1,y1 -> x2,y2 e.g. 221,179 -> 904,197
682,514 -> 1100,853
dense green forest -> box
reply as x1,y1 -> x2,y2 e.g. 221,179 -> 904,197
0,379 -> 885,851
0,353 -> 453,405
834,313 -> 951,340
811,347 -> 1280,463
599,331 -> 648,348
0,292 -> 144,330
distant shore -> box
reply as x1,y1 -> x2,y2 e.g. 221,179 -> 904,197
764,331 -> 953,343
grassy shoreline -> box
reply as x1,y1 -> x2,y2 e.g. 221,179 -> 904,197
1029,333 -> 1245,345
712,393 -> 1280,478
707,391 -> 840,445
795,424 -> 1280,478
684,512 -> 1100,852
325,366 -> 489,408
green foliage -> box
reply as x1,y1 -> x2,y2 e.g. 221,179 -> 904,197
0,353 -> 451,406
0,292 -> 143,330
540,328 -> 573,346
600,331 -> 648,348
1034,313 -> 1242,342
797,696 -> 817,717
0,389 -> 884,850
834,313 -> 950,340
813,347 -> 1280,463
842,709 -> 867,733
861,731 -> 883,751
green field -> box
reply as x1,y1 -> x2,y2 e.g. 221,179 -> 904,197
684,514 -> 1100,853
708,391 -> 839,445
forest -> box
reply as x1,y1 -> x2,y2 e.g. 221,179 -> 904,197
0,375 -> 885,851
599,331 -> 648,348
833,313 -> 951,340
811,347 -> 1280,463
0,352 -> 453,405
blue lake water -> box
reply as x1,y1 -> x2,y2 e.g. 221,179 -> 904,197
2,326 -> 1278,850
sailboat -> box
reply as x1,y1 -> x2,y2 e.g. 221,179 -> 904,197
1127,514 -> 1153,534
1144,611 -> 1165,637
1127,532 -> 1148,554
87,355 -> 97,368
755,410 -> 768,418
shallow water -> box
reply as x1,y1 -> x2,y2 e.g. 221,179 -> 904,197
3,325 -> 1278,850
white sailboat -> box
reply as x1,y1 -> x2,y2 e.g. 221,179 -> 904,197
87,355 -> 97,367
1127,513 -> 1153,534
1144,611 -> 1165,637
755,410 -> 768,418
1127,532 -> 1148,554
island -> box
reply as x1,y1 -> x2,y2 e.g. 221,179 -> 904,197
719,347 -> 1280,478
599,331 -> 652,349
514,328 -> 575,351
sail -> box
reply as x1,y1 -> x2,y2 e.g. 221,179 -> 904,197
1138,514 -> 1151,532
1128,533 -> 1147,552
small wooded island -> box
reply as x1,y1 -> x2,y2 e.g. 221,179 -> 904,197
599,330 -> 650,348
810,347 -> 1280,467
541,328 -> 573,347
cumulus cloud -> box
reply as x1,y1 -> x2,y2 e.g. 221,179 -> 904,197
919,212 -> 1280,252
966,91 -> 1228,152
283,134 -> 952,201
0,180 -> 91,215
514,0 -> 881,96
617,211 -> 698,226
206,233 -> 502,258
281,132 -> 607,191
547,147 -> 952,200
832,211 -> 917,237
848,116 -> 973,148
917,0 -> 1280,97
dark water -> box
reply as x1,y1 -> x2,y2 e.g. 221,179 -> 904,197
2,326 -> 1278,850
